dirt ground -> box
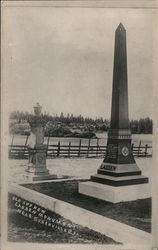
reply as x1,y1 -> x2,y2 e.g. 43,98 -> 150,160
8,157 -> 152,183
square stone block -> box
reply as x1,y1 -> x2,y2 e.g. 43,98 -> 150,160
79,181 -> 150,203
25,174 -> 57,181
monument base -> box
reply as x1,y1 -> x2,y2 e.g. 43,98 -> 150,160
25,168 -> 57,181
25,173 -> 57,181
78,181 -> 150,203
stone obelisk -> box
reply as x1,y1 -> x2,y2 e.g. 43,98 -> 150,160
79,23 -> 150,203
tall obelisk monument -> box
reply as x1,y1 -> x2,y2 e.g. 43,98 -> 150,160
79,23 -> 150,203
101,23 -> 136,168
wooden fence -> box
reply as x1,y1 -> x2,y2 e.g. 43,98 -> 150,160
8,138 -> 152,159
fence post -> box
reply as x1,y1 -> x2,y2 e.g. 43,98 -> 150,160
68,142 -> 71,157
9,134 -> 15,156
22,135 -> 29,158
87,139 -> 91,158
131,143 -> 134,154
96,138 -> 99,157
57,141 -> 60,157
78,139 -> 82,157
46,135 -> 50,157
105,145 -> 107,156
138,141 -> 141,157
145,144 -> 148,157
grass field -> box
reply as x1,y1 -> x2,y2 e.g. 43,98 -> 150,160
8,157 -> 152,184
8,204 -> 119,244
8,155 -> 152,243
23,180 -> 151,233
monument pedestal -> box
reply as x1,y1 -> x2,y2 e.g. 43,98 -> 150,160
25,172 -> 57,181
79,161 -> 150,203
79,161 -> 149,203
26,145 -> 57,181
79,181 -> 150,203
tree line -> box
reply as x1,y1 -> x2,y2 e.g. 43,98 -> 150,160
9,111 -> 108,125
9,111 -> 153,134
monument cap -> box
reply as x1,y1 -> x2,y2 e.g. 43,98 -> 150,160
116,23 -> 126,31
34,102 -> 42,116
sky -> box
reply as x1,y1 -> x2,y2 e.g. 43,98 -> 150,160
3,7 -> 157,120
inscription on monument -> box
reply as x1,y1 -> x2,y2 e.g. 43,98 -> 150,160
100,165 -> 116,171
106,144 -> 118,159
37,153 -> 45,164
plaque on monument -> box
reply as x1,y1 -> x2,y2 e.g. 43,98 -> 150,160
79,23 -> 150,203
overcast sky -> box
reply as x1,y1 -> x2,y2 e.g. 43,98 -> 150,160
3,7 -> 156,119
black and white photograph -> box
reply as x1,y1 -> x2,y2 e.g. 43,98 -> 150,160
1,0 -> 158,249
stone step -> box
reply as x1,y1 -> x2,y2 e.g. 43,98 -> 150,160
91,174 -> 148,187
98,169 -> 141,177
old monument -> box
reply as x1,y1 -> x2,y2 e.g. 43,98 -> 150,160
26,103 -> 56,181
79,23 -> 150,203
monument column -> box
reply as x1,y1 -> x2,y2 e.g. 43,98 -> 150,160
101,23 -> 136,168
79,23 -> 150,203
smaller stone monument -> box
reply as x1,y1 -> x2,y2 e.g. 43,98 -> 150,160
26,103 -> 56,181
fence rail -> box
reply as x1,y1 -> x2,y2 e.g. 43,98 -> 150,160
8,139 -> 152,159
